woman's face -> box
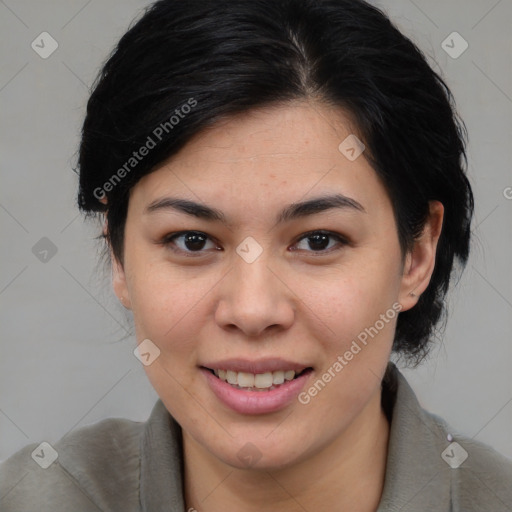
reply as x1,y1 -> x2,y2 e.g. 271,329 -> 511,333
113,101 -> 438,470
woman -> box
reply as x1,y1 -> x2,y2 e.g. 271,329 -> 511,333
1,0 -> 511,510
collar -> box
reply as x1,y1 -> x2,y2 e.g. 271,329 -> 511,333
140,400 -> 185,511
377,362 -> 452,511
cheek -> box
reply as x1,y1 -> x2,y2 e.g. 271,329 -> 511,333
295,265 -> 398,420
128,255 -> 211,336
298,254 -> 401,344
294,254 -> 399,411
127,263 -> 214,416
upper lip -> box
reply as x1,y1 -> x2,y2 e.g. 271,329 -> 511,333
201,358 -> 311,374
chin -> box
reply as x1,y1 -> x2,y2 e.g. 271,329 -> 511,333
203,430 -> 314,472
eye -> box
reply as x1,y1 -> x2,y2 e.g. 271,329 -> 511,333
161,231 -> 220,256
291,230 -> 348,255
160,229 -> 348,257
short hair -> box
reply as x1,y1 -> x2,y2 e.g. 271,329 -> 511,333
77,0 -> 474,366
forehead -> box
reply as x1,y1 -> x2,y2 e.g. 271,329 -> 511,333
173,101 -> 361,167
129,101 -> 391,220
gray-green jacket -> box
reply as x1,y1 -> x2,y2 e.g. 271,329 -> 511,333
1,363 -> 511,511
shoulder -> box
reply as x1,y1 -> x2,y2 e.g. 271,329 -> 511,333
427,410 -> 512,511
0,416 -> 144,512
383,364 -> 512,511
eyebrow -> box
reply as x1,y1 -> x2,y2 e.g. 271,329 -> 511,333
144,193 -> 366,226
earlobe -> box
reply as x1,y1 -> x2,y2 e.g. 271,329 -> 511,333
112,253 -> 132,309
103,214 -> 132,310
398,201 -> 444,311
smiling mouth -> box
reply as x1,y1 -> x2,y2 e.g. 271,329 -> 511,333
202,367 -> 313,391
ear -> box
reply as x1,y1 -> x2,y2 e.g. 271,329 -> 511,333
103,217 -> 132,310
112,251 -> 132,310
398,200 -> 444,312
102,209 -> 132,310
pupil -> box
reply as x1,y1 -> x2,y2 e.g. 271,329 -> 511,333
182,233 -> 329,252
185,232 -> 206,251
309,234 -> 329,251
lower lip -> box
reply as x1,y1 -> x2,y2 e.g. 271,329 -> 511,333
201,368 -> 313,415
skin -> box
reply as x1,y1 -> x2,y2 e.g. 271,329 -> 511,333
110,100 -> 443,512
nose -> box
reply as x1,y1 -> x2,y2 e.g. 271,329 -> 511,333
214,252 -> 295,338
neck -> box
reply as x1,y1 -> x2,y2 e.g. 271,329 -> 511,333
183,386 -> 390,512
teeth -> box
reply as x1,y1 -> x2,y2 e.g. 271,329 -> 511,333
254,372 -> 273,388
212,369 -> 301,389
284,370 -> 295,381
237,372 -> 255,387
273,370 -> 285,385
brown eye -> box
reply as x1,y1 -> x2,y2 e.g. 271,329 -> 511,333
292,231 -> 348,254
162,231 -> 220,256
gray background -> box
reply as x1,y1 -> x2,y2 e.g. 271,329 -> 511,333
1,0 -> 511,463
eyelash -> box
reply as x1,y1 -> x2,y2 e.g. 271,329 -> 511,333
159,230 -> 349,257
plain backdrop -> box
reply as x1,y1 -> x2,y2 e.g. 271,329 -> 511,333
1,0 -> 511,463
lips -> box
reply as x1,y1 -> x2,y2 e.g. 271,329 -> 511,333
200,359 -> 314,414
